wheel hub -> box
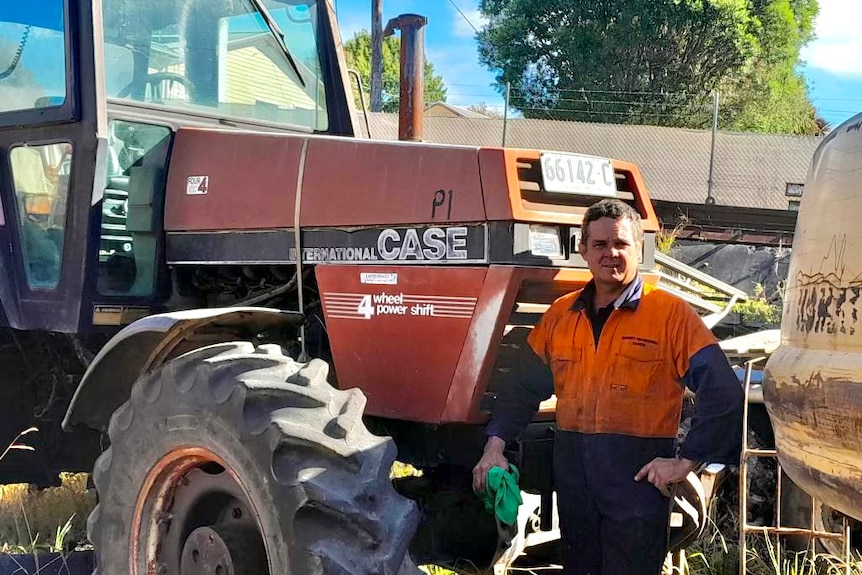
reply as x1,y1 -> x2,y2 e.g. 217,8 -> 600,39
181,526 -> 232,575
180,524 -> 266,575
133,449 -> 269,575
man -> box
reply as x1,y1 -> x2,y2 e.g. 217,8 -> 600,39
473,199 -> 743,575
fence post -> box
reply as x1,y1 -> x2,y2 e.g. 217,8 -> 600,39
706,91 -> 719,205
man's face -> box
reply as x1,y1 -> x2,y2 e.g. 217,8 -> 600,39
578,216 -> 641,290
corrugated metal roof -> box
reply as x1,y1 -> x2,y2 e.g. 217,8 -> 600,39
359,112 -> 821,210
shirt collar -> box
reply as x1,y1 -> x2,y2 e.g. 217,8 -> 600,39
571,274 -> 643,312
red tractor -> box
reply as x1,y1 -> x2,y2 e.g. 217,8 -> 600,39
0,1 -> 714,572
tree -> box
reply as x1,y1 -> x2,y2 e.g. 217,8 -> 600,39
467,102 -> 503,118
718,0 -> 823,134
477,0 -> 820,134
344,30 -> 447,113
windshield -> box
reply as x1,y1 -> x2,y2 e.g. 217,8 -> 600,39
0,2 -> 67,113
102,0 -> 328,131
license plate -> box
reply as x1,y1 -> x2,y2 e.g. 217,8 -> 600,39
540,152 -> 617,196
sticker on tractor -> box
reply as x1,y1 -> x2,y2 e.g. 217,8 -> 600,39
186,175 -> 209,195
361,272 -> 398,285
92,305 -> 150,326
323,292 -> 477,321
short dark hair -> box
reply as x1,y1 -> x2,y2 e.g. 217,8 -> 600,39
580,199 -> 643,246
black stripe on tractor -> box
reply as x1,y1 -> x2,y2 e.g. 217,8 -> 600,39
166,224 -> 490,265
488,222 -> 656,269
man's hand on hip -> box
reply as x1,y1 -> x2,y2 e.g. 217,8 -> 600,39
634,456 -> 698,497
472,436 -> 509,493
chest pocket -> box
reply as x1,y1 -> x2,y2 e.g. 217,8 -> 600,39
608,338 -> 662,398
548,346 -> 582,398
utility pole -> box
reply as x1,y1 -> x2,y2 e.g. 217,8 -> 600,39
371,0 -> 383,112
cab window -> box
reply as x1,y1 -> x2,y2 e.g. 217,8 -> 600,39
10,142 -> 72,288
0,3 -> 67,113
98,120 -> 172,297
102,0 -> 328,131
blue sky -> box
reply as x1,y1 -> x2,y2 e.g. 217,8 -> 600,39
334,0 -> 862,129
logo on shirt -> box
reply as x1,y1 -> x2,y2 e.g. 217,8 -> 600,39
621,335 -> 659,348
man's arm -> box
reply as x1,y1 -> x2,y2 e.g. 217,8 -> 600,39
635,345 -> 743,494
636,301 -> 743,495
473,347 -> 554,492
679,343 -> 745,464
486,347 -> 555,442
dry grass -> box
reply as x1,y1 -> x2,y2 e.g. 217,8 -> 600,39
0,473 -> 95,552
0,463 -> 852,575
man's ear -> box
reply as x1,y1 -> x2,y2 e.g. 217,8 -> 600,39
578,241 -> 587,258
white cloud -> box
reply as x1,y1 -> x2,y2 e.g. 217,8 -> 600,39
801,0 -> 862,76
450,5 -> 487,38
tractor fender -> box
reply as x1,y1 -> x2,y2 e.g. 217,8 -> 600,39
62,307 -> 302,432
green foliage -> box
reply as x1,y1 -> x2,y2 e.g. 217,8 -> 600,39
656,218 -> 689,255
718,0 -> 822,134
343,31 -> 448,112
477,0 -> 820,134
733,283 -> 781,326
419,567 -> 459,575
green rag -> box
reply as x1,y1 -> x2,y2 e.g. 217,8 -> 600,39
479,465 -> 523,526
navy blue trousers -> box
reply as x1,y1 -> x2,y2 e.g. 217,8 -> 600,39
554,430 -> 674,575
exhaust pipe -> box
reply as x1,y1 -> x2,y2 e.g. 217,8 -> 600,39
384,14 -> 427,141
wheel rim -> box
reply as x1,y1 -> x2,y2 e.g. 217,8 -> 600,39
815,501 -> 862,557
132,447 -> 269,575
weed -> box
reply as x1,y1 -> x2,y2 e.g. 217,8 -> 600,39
0,473 -> 95,552
733,283 -> 781,326
657,217 -> 689,255
0,428 -> 93,574
0,428 -> 37,462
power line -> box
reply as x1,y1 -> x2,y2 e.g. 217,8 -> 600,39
440,84 -> 862,109
445,82 -> 501,88
810,97 -> 862,103
511,86 -> 714,98
440,91 -> 509,98
513,107 -> 709,120
404,80 -> 722,100
447,0 -> 481,35
509,96 -> 713,109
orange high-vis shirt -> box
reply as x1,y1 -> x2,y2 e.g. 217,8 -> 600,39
527,282 -> 716,439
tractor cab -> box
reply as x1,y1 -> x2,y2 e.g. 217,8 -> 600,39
0,0 -> 355,332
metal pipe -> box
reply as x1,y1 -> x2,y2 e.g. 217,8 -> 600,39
384,14 -> 427,141
706,91 -> 719,205
347,69 -> 372,138
739,357 -> 753,575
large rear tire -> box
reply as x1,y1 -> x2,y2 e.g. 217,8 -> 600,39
88,342 -> 419,574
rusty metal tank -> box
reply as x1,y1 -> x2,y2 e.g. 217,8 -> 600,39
763,113 -> 862,521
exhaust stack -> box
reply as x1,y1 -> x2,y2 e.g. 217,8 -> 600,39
384,14 -> 428,141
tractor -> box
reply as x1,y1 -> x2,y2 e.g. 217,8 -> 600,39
0,0 -> 717,572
